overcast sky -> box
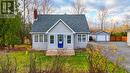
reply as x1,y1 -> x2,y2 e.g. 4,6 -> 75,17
53,0 -> 130,23
20,0 -> 130,25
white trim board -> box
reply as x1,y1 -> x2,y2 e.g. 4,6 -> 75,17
30,32 -> 46,34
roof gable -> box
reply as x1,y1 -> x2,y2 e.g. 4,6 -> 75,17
31,14 -> 90,33
46,19 -> 75,33
48,20 -> 74,34
95,31 -> 110,35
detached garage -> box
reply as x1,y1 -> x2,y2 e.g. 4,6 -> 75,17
95,31 -> 110,42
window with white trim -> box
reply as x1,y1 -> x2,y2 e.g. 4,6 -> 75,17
39,34 -> 43,42
82,34 -> 86,42
44,35 -> 47,42
67,35 -> 71,44
78,34 -> 86,42
34,34 -> 38,42
78,35 -> 81,42
50,35 -> 54,44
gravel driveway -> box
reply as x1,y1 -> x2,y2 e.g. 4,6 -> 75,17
94,42 -> 130,71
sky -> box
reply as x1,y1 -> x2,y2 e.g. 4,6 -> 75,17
53,0 -> 130,24
19,0 -> 130,26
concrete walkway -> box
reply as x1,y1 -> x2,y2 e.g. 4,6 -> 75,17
93,42 -> 130,71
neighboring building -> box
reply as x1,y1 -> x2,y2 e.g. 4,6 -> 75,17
127,30 -> 130,46
95,31 -> 110,42
30,14 -> 90,53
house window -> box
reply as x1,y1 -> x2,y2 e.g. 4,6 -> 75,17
39,34 -> 43,42
78,35 -> 81,42
44,35 -> 47,42
67,35 -> 71,44
34,34 -> 38,42
50,35 -> 54,44
82,34 -> 86,42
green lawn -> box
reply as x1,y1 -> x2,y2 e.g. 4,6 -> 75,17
0,51 -> 129,73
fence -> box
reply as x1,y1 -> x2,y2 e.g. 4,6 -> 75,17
110,36 -> 127,42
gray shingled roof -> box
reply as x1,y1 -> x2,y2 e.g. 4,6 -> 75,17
31,14 -> 90,33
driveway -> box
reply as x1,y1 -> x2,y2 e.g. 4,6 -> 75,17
94,42 -> 130,71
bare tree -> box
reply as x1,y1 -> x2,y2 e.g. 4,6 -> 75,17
97,8 -> 108,30
71,0 -> 87,14
110,18 -> 117,33
19,0 -> 33,43
124,15 -> 130,26
21,0 -> 33,23
42,0 -> 55,14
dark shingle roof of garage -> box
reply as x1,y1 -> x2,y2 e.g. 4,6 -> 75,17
31,14 -> 90,33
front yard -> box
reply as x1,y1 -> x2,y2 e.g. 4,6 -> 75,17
0,48 -> 129,73
0,51 -> 88,73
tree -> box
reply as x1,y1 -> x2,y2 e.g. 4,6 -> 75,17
0,0 -> 23,48
0,18 -> 9,48
19,0 -> 33,44
97,7 -> 108,30
42,0 -> 55,14
124,15 -> 130,25
71,0 -> 87,14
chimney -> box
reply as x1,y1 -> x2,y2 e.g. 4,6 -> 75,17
34,8 -> 38,20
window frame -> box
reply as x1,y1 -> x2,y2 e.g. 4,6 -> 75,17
78,34 -> 86,42
34,34 -> 38,42
50,35 -> 54,44
44,35 -> 47,42
78,34 -> 81,42
39,34 -> 43,42
82,34 -> 86,42
67,35 -> 71,44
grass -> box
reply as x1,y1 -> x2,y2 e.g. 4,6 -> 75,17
0,51 -> 89,73
0,50 -> 129,73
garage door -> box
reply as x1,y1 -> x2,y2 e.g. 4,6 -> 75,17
96,35 -> 106,41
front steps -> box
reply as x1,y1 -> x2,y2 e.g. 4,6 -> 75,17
46,49 -> 75,56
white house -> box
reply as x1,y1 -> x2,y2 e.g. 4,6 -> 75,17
30,14 -> 90,55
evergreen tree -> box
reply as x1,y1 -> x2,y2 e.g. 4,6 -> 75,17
0,0 -> 23,48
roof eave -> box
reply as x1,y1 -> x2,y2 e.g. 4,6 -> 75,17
30,32 -> 46,34
76,32 -> 90,34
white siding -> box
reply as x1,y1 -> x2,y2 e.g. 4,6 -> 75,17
106,34 -> 110,41
32,34 -> 47,50
127,32 -> 130,46
75,34 -> 89,48
65,35 -> 74,49
95,32 -> 110,42
96,34 -> 110,42
49,21 -> 73,34
47,21 -> 74,49
96,35 -> 106,41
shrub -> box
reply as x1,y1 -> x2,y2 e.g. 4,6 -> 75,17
0,54 -> 17,73
86,43 -> 128,73
111,32 -> 127,36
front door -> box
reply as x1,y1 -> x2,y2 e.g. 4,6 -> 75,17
58,34 -> 64,48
